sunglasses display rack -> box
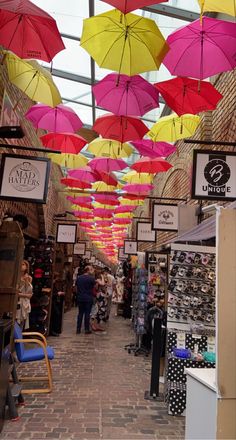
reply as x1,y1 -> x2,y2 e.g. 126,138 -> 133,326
25,237 -> 55,335
146,253 -> 168,303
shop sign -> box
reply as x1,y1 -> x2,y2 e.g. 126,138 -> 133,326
73,241 -> 86,255
124,240 -> 137,255
56,224 -> 77,244
136,221 -> 156,242
0,154 -> 50,203
152,203 -> 179,231
192,150 -> 236,201
118,247 -> 126,260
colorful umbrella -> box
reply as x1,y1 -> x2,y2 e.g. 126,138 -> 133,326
89,157 -> 127,173
80,9 -> 169,76
95,221 -> 113,227
96,171 -> 118,187
198,0 -> 236,17
115,212 -> 133,218
73,212 -> 94,219
92,182 -> 118,192
131,140 -> 176,158
122,170 -> 154,184
147,114 -> 200,142
26,104 -> 83,133
86,138 -> 133,158
68,166 -> 99,183
60,178 -> 91,189
92,73 -> 159,117
123,183 -> 154,194
93,194 -> 119,205
66,196 -> 92,204
93,209 -> 113,218
119,198 -> 144,206
93,114 -> 148,143
100,0 -> 168,14
40,133 -> 87,154
131,157 -> 172,174
115,206 -> 136,214
93,203 -> 115,210
79,223 -> 94,229
113,218 -> 132,224
0,0 -> 65,62
4,53 -> 61,107
48,153 -> 88,169
155,77 -> 223,116
163,17 -> 236,80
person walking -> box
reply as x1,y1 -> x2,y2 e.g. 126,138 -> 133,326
76,265 -> 95,334
16,260 -> 33,329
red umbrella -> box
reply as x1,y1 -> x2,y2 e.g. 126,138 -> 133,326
123,183 -> 154,195
89,157 -> 127,173
93,209 -> 113,218
73,212 -> 94,219
93,114 -> 148,143
66,196 -> 93,204
40,133 -> 87,154
94,194 -> 119,206
96,171 -> 118,187
60,178 -> 91,189
95,220 -> 113,227
113,218 -> 132,225
154,77 -> 223,116
0,0 -> 65,62
100,0 -> 167,14
131,157 -> 172,174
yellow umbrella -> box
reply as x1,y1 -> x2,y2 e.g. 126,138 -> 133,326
114,213 -> 133,218
93,202 -> 115,210
147,113 -> 200,142
122,170 -> 154,184
92,182 -> 118,192
48,153 -> 88,169
4,52 -> 61,107
70,205 -> 92,212
80,9 -> 169,76
119,198 -> 144,206
87,138 -> 133,158
198,0 -> 236,16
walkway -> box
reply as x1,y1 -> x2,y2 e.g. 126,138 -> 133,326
2,309 -> 185,440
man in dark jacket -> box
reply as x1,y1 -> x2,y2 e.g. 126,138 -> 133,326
76,265 -> 95,334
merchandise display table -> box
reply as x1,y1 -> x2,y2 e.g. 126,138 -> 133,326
185,368 -> 217,440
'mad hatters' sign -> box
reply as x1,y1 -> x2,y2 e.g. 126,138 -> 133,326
192,150 -> 236,201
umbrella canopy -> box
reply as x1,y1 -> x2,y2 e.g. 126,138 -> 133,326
163,17 -> 236,80
93,114 -> 148,143
93,194 -> 119,205
100,0 -> 167,14
0,0 -> 65,62
123,183 -> 154,194
89,157 -> 127,173
131,140 -> 176,158
198,0 -> 236,17
80,9 -> 169,76
73,212 -> 94,219
114,212 -> 133,218
155,77 -> 223,116
60,177 -> 91,189
93,203 -> 115,210
131,157 -> 172,174
122,170 -> 154,184
4,53 -> 61,107
96,171 -> 118,187
48,153 -> 88,169
40,133 -> 87,154
95,220 -> 113,227
115,205 -> 136,213
92,182 -> 118,192
92,73 -> 159,117
26,103 -> 83,133
66,195 -> 93,204
79,222 -> 94,229
119,198 -> 144,206
93,209 -> 113,218
147,113 -> 200,142
86,138 -> 133,158
113,218 -> 132,224
68,166 -> 99,183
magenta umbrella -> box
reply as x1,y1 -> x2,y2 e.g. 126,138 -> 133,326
113,218 -> 132,225
66,196 -> 93,204
115,205 -> 136,213
123,183 -> 154,194
89,157 -> 127,173
131,140 -> 176,158
93,73 -> 159,117
94,194 -> 119,206
163,17 -> 236,80
25,104 -> 83,133
93,209 -> 113,218
96,220 -> 113,227
68,166 -> 99,183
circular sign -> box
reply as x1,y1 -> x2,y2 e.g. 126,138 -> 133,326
9,161 -> 40,192
204,158 -> 231,187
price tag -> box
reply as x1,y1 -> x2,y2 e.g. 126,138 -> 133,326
207,336 -> 215,353
176,332 -> 186,349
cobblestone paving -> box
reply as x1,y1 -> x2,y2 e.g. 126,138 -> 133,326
1,308 -> 185,440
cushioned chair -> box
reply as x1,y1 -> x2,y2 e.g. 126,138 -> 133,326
14,323 -> 54,394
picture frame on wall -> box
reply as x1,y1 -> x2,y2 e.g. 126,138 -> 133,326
0,153 -> 51,204
124,240 -> 137,255
136,221 -> 156,242
56,224 -> 77,244
118,247 -> 126,260
73,241 -> 86,255
84,250 -> 91,260
152,203 -> 179,231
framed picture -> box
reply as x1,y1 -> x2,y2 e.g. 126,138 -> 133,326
56,224 -> 77,244
124,240 -> 137,255
192,149 -> 236,201
118,247 -> 126,260
136,222 -> 156,242
0,153 -> 51,204
152,203 -> 179,231
73,242 -> 86,255
84,250 -> 91,260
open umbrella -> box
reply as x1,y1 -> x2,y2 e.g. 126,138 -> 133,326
93,114 -> 148,143
4,52 -> 61,107
198,0 -> 236,17
115,205 -> 136,214
66,195 -> 92,205
68,166 -> 99,183
93,203 -> 115,210
92,182 -> 118,192
155,77 -> 223,116
86,138 -> 133,158
48,153 -> 88,169
131,140 -> 176,158
123,183 -> 154,194
92,73 -> 159,117
93,209 -> 113,218
93,194 -> 119,205
119,198 -> 144,206
89,157 -> 127,173
26,104 -> 83,133
100,0 -> 167,14
40,133 -> 87,154
131,157 -> 172,174
163,17 -> 236,80
147,114 -> 200,142
96,171 -> 118,187
113,218 -> 132,225
60,178 -> 91,189
122,170 -> 154,184
0,0 -> 65,62
73,212 -> 94,219
80,9 -> 169,76
115,212 -> 133,219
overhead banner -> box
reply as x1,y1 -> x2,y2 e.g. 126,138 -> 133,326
73,242 -> 86,255
56,224 -> 77,244
124,240 -> 137,255
152,203 -> 178,231
136,221 -> 156,242
192,150 -> 236,201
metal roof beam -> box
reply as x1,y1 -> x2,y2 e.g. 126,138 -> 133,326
142,4 -> 199,22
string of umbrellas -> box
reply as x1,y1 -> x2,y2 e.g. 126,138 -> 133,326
1,0 -> 236,262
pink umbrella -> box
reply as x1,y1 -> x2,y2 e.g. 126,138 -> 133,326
25,104 -> 83,133
115,206 -> 136,214
93,114 -> 148,143
95,220 -> 113,227
40,133 -> 87,154
94,194 -> 119,206
163,17 -> 236,80
123,183 -> 154,194
89,157 -> 127,173
66,196 -> 93,204
68,166 -> 99,183
73,212 -> 94,219
93,209 -> 113,218
93,73 -> 159,117
113,218 -> 132,225
131,140 -> 176,158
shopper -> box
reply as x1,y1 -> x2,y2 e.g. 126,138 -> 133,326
16,260 -> 33,329
95,270 -> 108,325
104,267 -> 116,321
76,265 -> 95,334
50,273 -> 65,336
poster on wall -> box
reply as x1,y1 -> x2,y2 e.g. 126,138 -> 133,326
0,154 -> 50,203
73,242 -> 86,255
136,222 -> 156,242
192,150 -> 236,201
56,224 -> 77,244
124,240 -> 137,255
152,203 -> 179,231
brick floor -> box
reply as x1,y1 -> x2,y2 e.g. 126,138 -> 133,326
1,308 -> 185,440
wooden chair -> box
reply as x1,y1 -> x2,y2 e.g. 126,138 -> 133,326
13,323 -> 54,394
